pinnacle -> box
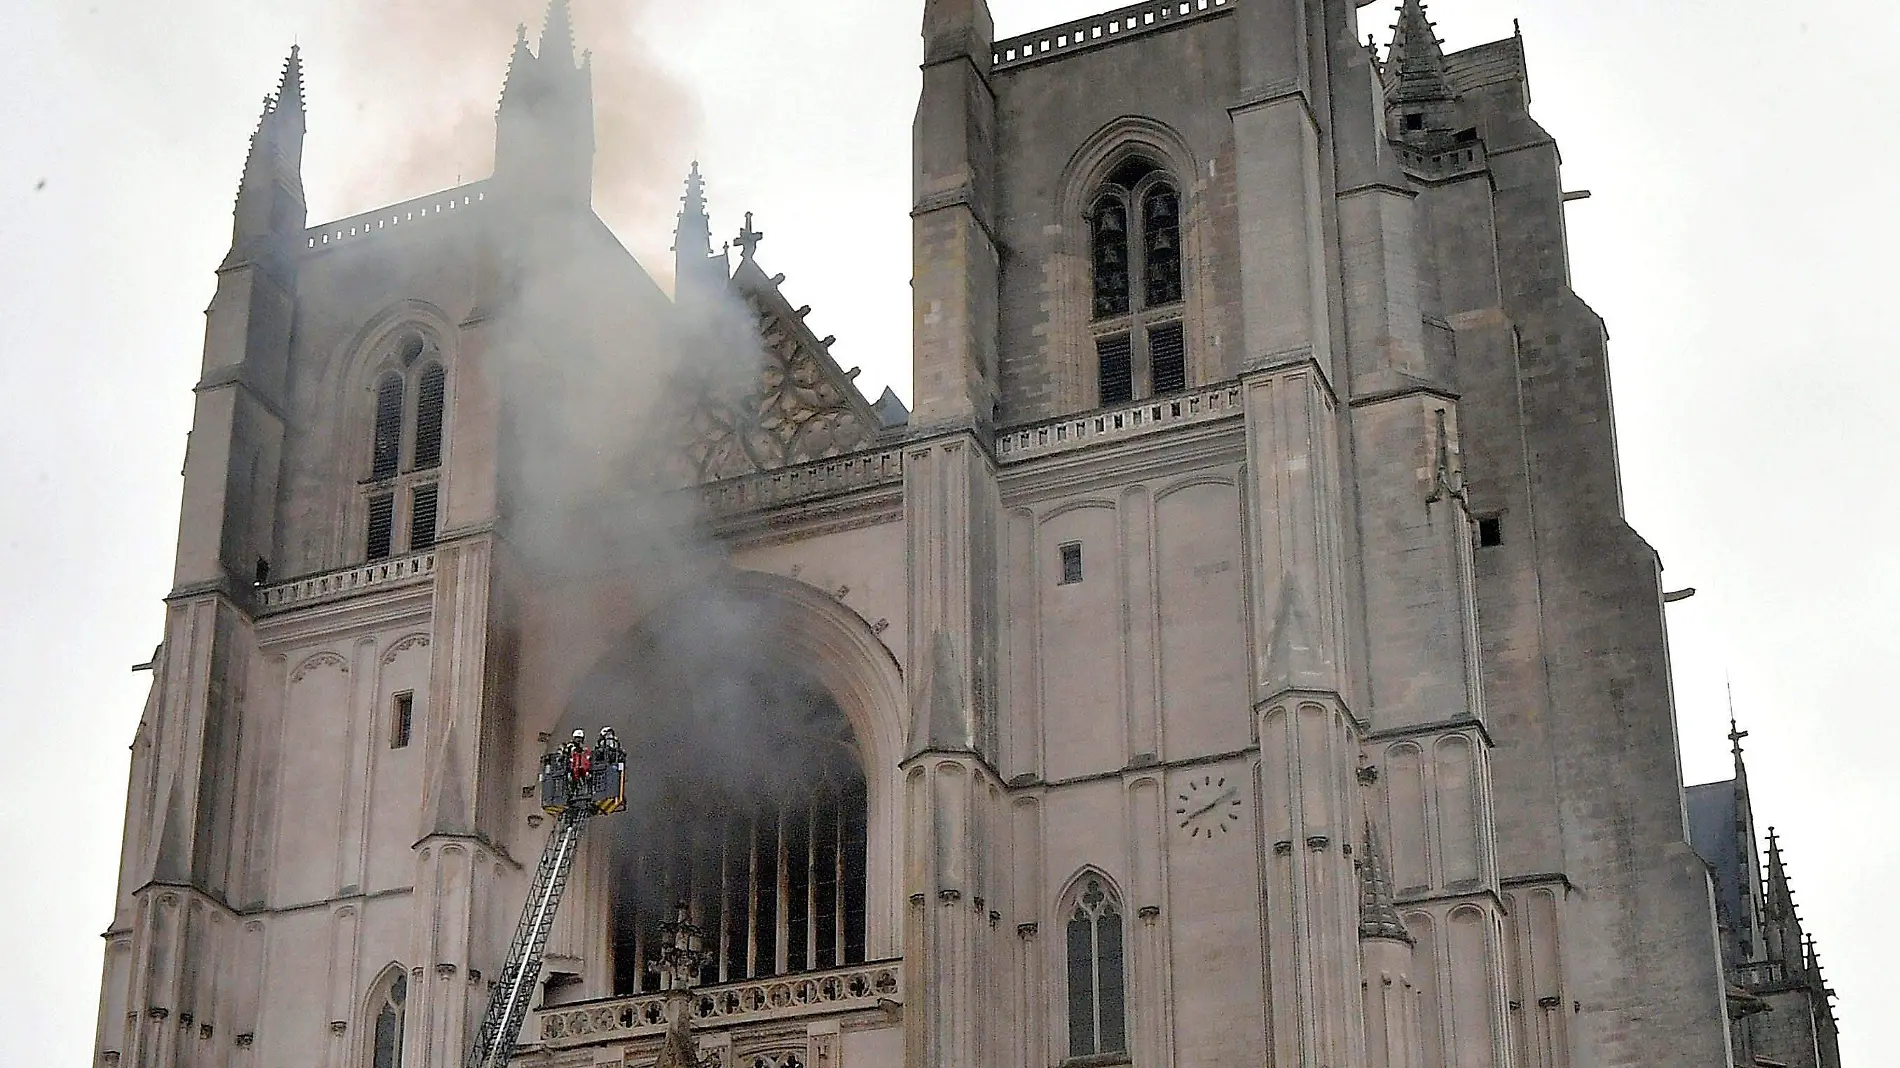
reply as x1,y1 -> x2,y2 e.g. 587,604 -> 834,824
542,0 -> 576,65
1385,0 -> 1454,106
675,162 -> 713,261
1357,822 -> 1413,943
276,44 -> 305,114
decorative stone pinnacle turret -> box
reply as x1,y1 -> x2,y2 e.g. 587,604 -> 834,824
275,45 -> 305,115
541,0 -> 577,66
1385,0 -> 1455,110
676,162 -> 711,253
648,904 -> 715,1068
1358,822 -> 1413,943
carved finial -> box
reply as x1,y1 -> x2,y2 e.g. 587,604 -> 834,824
736,211 -> 765,261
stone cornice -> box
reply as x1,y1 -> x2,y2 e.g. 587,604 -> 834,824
1363,715 -> 1494,749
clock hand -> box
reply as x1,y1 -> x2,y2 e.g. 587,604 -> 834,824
1187,787 -> 1238,821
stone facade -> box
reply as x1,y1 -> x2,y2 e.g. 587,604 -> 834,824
94,2 -> 1835,1067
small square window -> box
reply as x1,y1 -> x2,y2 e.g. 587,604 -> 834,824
1405,113 -> 1425,131
1059,543 -> 1084,585
1477,516 -> 1504,548
391,692 -> 414,749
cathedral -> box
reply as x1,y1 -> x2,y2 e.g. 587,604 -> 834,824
94,1 -> 1842,1066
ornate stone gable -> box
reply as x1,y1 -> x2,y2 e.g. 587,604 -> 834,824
662,261 -> 884,487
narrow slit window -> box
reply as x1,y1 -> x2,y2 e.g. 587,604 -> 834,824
413,364 -> 446,470
1150,321 -> 1187,395
371,374 -> 404,481
366,494 -> 396,561
1059,542 -> 1084,585
1097,334 -> 1133,406
410,483 -> 440,552
391,692 -> 414,750
1143,184 -> 1183,307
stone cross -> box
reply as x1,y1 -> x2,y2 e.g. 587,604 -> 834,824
736,212 -> 766,261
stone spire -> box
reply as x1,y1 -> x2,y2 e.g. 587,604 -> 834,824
1358,822 -> 1413,943
231,46 -> 308,243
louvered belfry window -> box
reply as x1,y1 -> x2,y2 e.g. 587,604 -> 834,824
1149,321 -> 1187,396
362,337 -> 449,562
409,483 -> 439,552
1088,159 -> 1189,406
371,374 -> 404,481
1096,335 -> 1134,406
366,494 -> 396,561
413,364 -> 446,470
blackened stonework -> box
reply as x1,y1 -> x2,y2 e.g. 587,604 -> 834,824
96,3 -> 1836,1068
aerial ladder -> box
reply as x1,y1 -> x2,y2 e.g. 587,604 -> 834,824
464,727 -> 628,1068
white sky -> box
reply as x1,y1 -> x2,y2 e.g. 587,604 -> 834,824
1,1 -> 1892,1064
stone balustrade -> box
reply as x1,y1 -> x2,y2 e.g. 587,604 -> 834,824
255,549 -> 438,613
534,960 -> 902,1050
997,382 -> 1244,462
698,448 -> 906,518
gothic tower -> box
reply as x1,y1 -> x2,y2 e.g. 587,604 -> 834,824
96,3 -> 1833,1067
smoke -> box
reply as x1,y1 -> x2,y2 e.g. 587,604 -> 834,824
322,0 -> 700,274
308,0 -> 864,959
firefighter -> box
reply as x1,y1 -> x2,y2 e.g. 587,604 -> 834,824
565,729 -> 592,793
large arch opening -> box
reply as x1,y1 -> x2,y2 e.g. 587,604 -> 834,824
560,579 -> 893,997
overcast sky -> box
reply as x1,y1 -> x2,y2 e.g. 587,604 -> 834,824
1,1 -> 1892,1064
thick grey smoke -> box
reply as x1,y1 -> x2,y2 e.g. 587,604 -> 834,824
325,0 -> 700,278
457,66 -> 860,923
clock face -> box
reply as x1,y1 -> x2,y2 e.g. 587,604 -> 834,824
1175,774 -> 1244,838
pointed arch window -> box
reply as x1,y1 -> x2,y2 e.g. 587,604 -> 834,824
1087,157 -> 1189,407
1064,877 -> 1127,1059
367,969 -> 407,1068
362,335 -> 449,562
